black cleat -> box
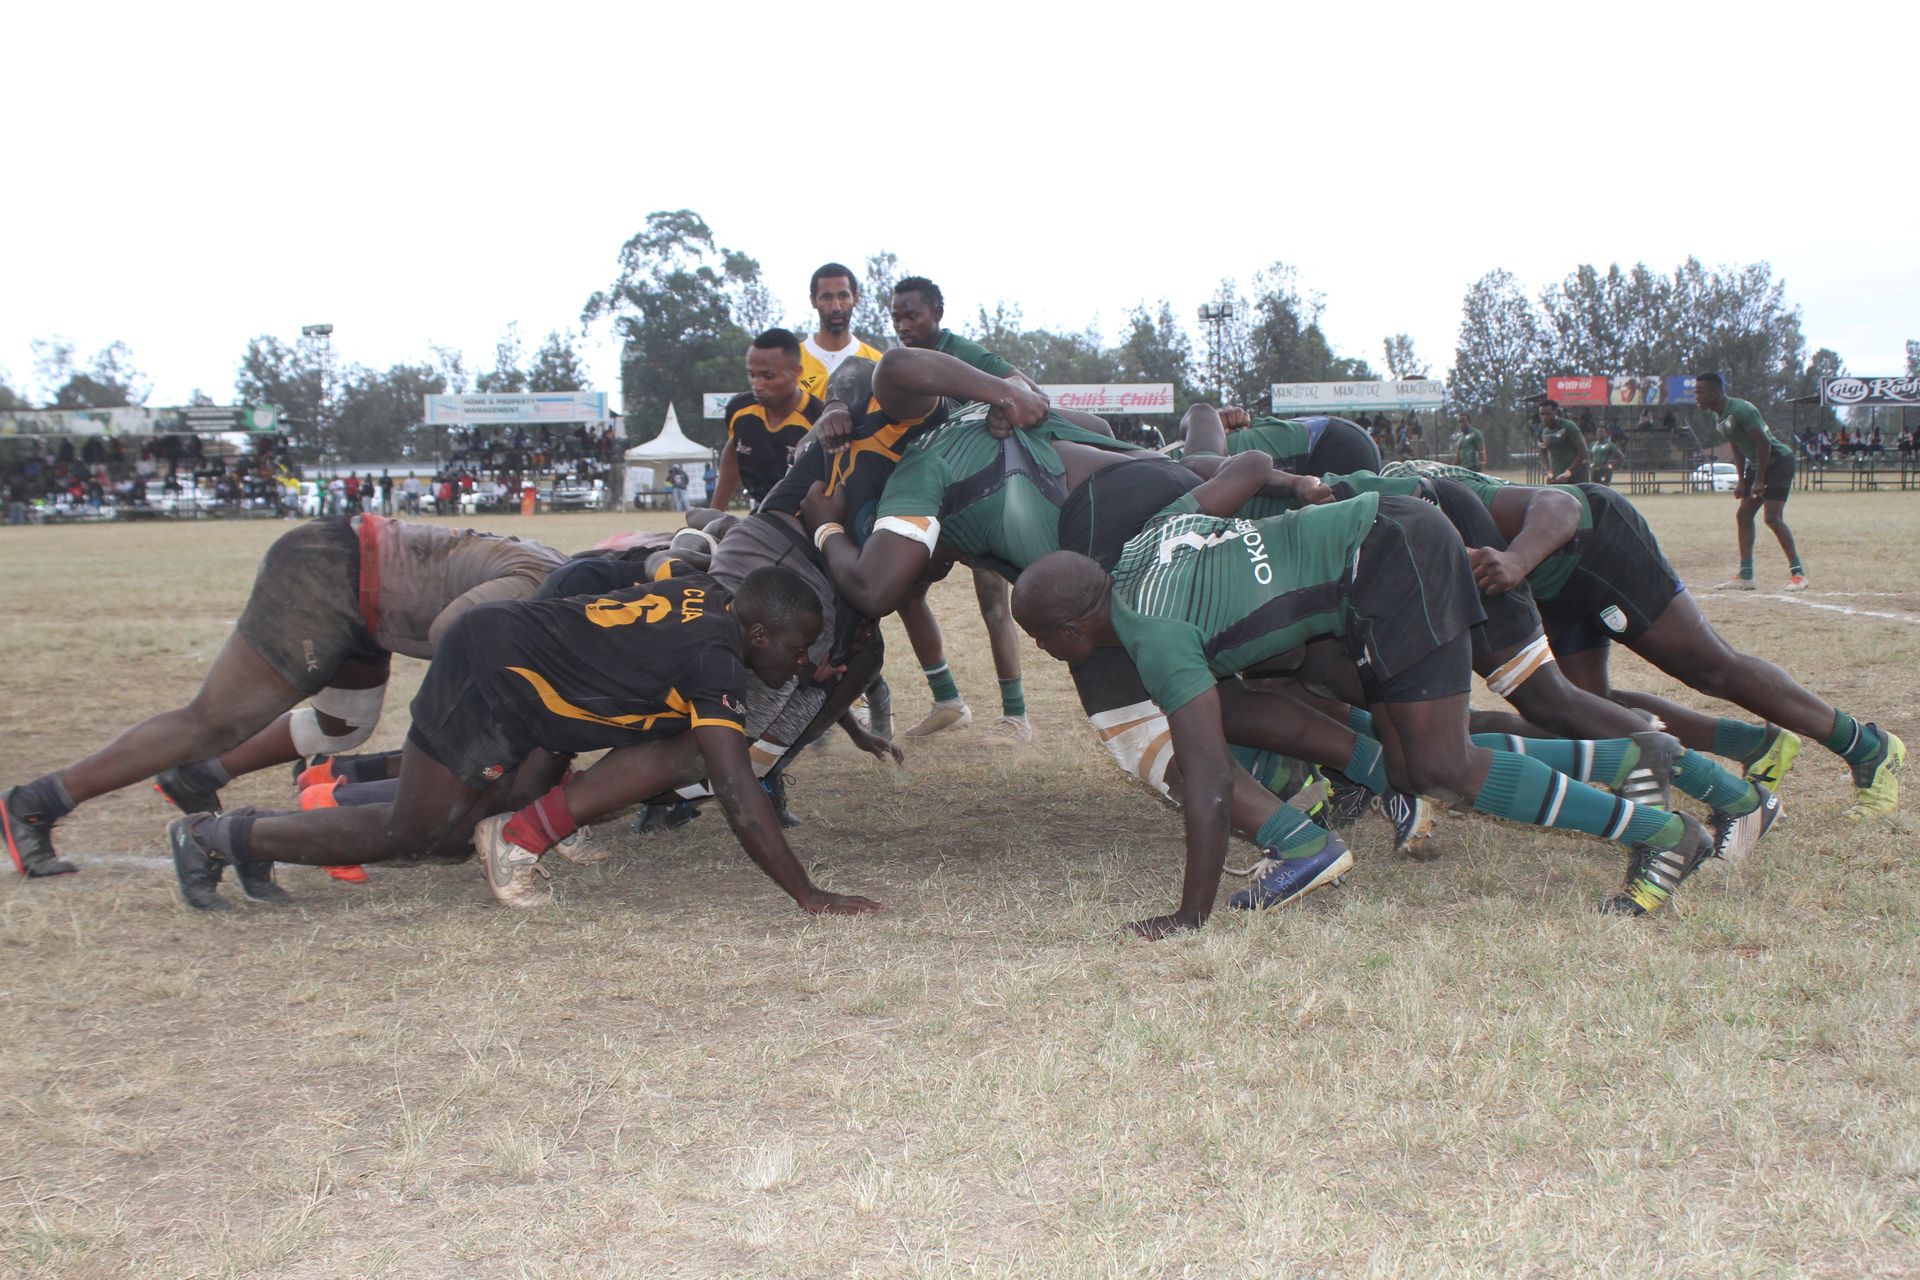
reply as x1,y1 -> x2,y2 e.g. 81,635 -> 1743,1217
168,816 -> 232,911
2,786 -> 78,877
233,858 -> 291,905
633,801 -> 702,835
763,773 -> 801,829
1709,784 -> 1781,864
1322,771 -> 1374,831
153,767 -> 223,816
1600,812 -> 1708,917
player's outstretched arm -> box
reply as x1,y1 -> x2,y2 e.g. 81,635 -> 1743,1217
799,481 -> 931,619
695,722 -> 884,916
873,348 -> 1048,431
1187,451 -> 1279,516
1131,686 -> 1233,940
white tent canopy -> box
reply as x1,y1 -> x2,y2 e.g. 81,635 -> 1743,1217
623,404 -> 711,465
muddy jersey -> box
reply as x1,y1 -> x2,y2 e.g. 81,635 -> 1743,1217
454,576 -> 748,756
1108,496 -> 1382,715
872,403 -> 1143,580
353,515 -> 566,658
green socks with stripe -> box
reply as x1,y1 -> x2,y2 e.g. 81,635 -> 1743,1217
1712,717 -> 1772,765
1673,751 -> 1760,814
1344,735 -> 1391,796
1469,734 -> 1637,789
1823,710 -> 1883,768
1471,750 -> 1681,846
1255,805 -> 1330,861
998,678 -> 1026,718
922,662 -> 960,704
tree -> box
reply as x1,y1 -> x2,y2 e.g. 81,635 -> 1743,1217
1906,340 -> 1918,377
32,338 -> 149,408
1448,269 -> 1549,462
475,325 -> 528,394
965,303 -> 1113,385
583,209 -> 760,447
1111,301 -> 1201,411
1204,264 -> 1374,411
1382,334 -> 1428,379
527,330 -> 590,392
235,335 -> 326,457
850,251 -> 901,349
0,371 -> 24,411
332,362 -> 447,462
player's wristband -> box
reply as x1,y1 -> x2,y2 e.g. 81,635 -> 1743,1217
812,522 -> 845,552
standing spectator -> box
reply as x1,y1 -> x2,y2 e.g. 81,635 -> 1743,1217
327,473 -> 347,516
378,470 -> 394,514
703,460 -> 717,500
668,462 -> 690,511
1537,401 -> 1591,483
1590,425 -> 1627,485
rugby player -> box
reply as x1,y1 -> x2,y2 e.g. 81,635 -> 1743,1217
710,329 -> 825,512
1454,413 -> 1486,471
1537,402 -> 1591,483
166,568 -> 884,918
1011,494 -> 1710,938
1368,461 -> 1901,820
2,516 -> 564,892
796,262 -> 885,402
1696,373 -> 1806,591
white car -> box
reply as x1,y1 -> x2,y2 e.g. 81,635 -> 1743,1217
1691,462 -> 1740,493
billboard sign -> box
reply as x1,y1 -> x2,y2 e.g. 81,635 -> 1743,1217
1821,377 -> 1920,407
422,392 -> 608,426
0,405 -> 276,438
1546,376 -> 1609,407
1608,376 -> 1664,407
1663,376 -> 1698,407
704,393 -> 738,420
1044,383 -> 1177,415
1270,379 -> 1447,414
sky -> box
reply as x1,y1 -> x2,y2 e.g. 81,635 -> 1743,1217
4,1 -> 1916,415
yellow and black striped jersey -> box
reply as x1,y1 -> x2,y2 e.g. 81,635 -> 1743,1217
723,391 -> 825,503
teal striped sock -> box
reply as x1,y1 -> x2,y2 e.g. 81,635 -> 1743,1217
1822,710 -> 1882,766
1472,750 -> 1680,846
1256,806 -> 1329,860
998,678 -> 1026,718
1469,734 -> 1636,789
1346,706 -> 1375,738
1673,751 -> 1759,814
1344,736 -> 1390,795
1711,718 -> 1771,764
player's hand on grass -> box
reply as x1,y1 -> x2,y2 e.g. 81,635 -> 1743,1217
1219,406 -> 1250,430
800,481 -> 848,533
1467,545 -> 1526,595
1128,913 -> 1199,941
847,727 -> 905,766
984,383 -> 1051,437
801,889 -> 885,916
817,402 -> 855,453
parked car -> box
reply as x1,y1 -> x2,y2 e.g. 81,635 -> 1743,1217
1690,462 -> 1740,493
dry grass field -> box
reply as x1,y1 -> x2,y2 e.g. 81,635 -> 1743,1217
2,492 -> 1918,1278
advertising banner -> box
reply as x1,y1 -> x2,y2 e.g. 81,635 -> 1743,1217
1608,376 -> 1665,407
1546,376 -> 1609,407
1821,377 -> 1920,407
704,393 -> 738,420
0,405 -> 274,438
1663,376 -> 1698,407
1269,379 -> 1447,414
423,392 -> 608,426
1044,383 -> 1176,414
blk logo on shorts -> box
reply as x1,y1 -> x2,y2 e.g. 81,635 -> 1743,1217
302,640 -> 319,672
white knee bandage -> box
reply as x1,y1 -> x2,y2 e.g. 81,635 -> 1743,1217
292,684 -> 387,755
1087,700 -> 1177,802
1484,635 -> 1555,698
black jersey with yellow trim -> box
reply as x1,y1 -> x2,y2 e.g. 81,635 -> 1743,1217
461,576 -> 750,757
758,397 -> 950,544
725,391 -> 825,504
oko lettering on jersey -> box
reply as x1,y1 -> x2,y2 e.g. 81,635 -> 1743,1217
1157,519 -> 1273,585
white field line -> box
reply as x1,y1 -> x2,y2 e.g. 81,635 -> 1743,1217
1740,594 -> 1920,626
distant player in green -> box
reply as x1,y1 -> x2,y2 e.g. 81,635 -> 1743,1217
1697,372 -> 1804,590
1537,402 -> 1590,483
1589,426 -> 1626,486
1454,414 -> 1485,471
886,276 -> 1040,740
1010,496 -> 1708,937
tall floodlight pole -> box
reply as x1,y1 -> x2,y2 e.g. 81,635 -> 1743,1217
1196,302 -> 1233,403
301,323 -> 335,472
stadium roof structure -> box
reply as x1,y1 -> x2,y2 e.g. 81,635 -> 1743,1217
623,403 -> 710,464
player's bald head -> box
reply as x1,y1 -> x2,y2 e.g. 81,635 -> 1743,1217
1012,551 -> 1110,634
733,567 -> 823,633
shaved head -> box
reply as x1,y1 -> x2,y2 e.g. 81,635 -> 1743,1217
1013,551 -> 1111,634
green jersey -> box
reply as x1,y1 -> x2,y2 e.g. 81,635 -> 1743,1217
1714,397 -> 1789,465
1590,440 -> 1626,471
1108,496 -> 1382,715
935,330 -> 1015,379
874,402 -> 1140,580
1166,417 -> 1315,468
1542,418 -> 1586,476
1455,428 -> 1485,470
1363,460 -> 1593,602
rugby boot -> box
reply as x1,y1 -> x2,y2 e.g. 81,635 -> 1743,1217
153,765 -> 223,816
476,813 -> 551,908
1619,731 -> 1683,811
1744,727 -> 1800,789
1844,728 -> 1904,821
1226,836 -> 1354,912
633,801 -> 701,835
168,815 -> 232,911
1,787 -> 77,877
1322,771 -> 1374,832
325,865 -> 371,884
1376,790 -> 1438,860
1785,573 -> 1809,592
292,754 -> 333,789
1709,784 -> 1781,864
234,858 -> 292,905
763,773 -> 801,829
548,826 -> 605,866
1599,812 -> 1708,917
903,698 -> 972,738
982,714 -> 1034,743
1713,574 -> 1757,591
